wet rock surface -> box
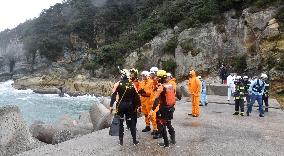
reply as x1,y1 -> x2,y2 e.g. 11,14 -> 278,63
18,96 -> 284,156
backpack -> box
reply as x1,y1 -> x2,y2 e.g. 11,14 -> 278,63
163,83 -> 176,107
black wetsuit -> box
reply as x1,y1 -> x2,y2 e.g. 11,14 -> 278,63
110,78 -> 140,144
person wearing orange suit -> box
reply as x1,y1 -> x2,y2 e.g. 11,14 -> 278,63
188,70 -> 201,117
149,70 -> 176,147
138,71 -> 157,133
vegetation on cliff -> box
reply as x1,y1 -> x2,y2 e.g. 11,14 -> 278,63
0,0 -> 283,74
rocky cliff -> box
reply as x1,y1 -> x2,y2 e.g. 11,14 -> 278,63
124,6 -> 283,93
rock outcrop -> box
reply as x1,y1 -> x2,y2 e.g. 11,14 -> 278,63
0,106 -> 38,156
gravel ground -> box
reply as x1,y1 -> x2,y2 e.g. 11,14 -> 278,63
18,95 -> 284,156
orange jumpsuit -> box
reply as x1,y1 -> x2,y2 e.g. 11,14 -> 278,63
139,78 -> 157,130
188,70 -> 201,117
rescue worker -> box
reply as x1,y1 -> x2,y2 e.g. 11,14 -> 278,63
262,75 -> 269,112
247,73 -> 266,117
233,76 -> 245,116
149,67 -> 159,90
110,69 -> 140,145
188,70 -> 201,117
138,71 -> 158,134
227,73 -> 236,103
130,68 -> 140,89
243,76 -> 251,107
198,76 -> 208,106
149,70 -> 176,148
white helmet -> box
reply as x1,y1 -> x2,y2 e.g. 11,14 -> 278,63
197,76 -> 201,79
236,76 -> 242,79
150,67 -> 158,73
141,71 -> 149,76
260,73 -> 268,79
166,73 -> 172,77
243,76 -> 248,79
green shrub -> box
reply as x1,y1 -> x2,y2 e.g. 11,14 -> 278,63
161,59 -> 177,75
231,54 -> 247,74
180,39 -> 195,55
163,37 -> 177,55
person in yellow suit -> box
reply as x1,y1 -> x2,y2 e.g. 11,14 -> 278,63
188,70 -> 201,117
138,71 -> 157,133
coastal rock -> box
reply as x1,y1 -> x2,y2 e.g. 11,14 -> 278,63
177,81 -> 190,97
89,103 -> 113,131
0,105 -> 36,156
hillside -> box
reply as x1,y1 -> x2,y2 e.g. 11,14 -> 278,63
0,0 -> 283,96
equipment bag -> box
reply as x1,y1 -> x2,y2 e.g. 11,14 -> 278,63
109,115 -> 120,136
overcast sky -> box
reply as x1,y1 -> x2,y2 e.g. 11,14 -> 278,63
0,0 -> 63,31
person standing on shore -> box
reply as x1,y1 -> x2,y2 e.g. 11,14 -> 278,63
138,71 -> 157,134
198,76 -> 208,106
150,70 -> 176,148
110,69 -> 141,146
227,73 -> 236,103
188,70 -> 201,117
233,76 -> 245,116
243,76 -> 251,107
262,75 -> 269,112
247,73 -> 266,117
219,64 -> 227,84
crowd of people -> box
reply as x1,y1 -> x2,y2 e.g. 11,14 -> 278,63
108,66 -> 270,148
227,72 -> 270,117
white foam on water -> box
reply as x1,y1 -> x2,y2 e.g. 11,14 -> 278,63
0,80 -> 103,125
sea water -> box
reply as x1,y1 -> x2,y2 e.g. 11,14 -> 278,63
0,80 -> 100,125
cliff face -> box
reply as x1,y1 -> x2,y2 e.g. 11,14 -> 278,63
124,7 -> 283,92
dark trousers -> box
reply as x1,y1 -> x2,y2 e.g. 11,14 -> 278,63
160,120 -> 175,146
117,102 -> 137,142
235,99 -> 244,112
262,95 -> 269,111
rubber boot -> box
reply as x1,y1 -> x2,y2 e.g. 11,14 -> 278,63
142,126 -> 151,132
233,111 -> 239,115
239,112 -> 244,116
170,134 -> 176,144
151,130 -> 158,135
119,138 -> 123,146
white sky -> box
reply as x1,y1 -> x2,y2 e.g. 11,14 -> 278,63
0,0 -> 63,31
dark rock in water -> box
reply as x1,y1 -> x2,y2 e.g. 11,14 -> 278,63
0,105 -> 37,156
33,88 -> 59,94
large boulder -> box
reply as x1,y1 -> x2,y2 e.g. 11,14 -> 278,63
177,81 -> 190,97
100,97 -> 111,109
0,106 -> 36,156
30,115 -> 75,144
89,103 -> 113,131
